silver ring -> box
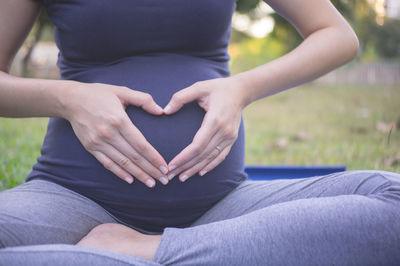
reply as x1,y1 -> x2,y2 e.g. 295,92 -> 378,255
216,145 -> 222,152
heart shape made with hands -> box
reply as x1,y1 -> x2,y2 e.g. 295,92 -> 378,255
142,77 -> 243,184
69,80 -> 241,188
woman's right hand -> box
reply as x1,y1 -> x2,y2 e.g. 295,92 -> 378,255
61,82 -> 169,188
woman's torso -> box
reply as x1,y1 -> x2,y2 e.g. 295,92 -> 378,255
28,0 -> 247,232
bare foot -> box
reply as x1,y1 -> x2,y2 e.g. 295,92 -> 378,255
76,223 -> 161,261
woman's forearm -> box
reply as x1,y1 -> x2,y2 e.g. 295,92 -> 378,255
232,22 -> 359,108
0,71 -> 74,118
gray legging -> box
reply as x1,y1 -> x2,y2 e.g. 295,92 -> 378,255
1,170 -> 400,265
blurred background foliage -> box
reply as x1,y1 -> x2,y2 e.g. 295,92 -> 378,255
235,0 -> 400,59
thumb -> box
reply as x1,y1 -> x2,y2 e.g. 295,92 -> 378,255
164,84 -> 205,115
121,88 -> 163,115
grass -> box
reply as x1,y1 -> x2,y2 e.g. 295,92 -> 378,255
0,118 -> 48,190
1,83 -> 399,191
243,83 -> 400,172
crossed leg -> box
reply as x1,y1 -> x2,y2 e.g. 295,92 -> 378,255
0,179 -> 161,265
152,170 -> 400,265
0,179 -> 118,247
1,170 -> 400,265
76,170 -> 400,265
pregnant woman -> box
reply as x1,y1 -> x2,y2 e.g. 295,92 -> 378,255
1,0 -> 399,265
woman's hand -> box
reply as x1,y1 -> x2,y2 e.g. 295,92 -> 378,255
163,77 -> 247,182
61,82 -> 169,188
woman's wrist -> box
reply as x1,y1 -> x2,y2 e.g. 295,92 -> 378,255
26,78 -> 82,119
229,72 -> 258,109
51,79 -> 84,120
0,72 -> 80,118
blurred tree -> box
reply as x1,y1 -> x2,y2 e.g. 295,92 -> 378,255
22,8 -> 51,76
372,18 -> 400,58
236,0 -> 260,13
269,0 -> 377,57
236,0 -> 400,59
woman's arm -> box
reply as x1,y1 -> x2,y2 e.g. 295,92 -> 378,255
0,0 -> 64,117
0,0 -> 169,187
233,0 -> 359,106
163,0 -> 359,181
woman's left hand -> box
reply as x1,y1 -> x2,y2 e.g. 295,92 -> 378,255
163,77 -> 247,182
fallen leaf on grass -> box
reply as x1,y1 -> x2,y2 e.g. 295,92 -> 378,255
291,131 -> 312,142
376,121 -> 394,133
269,137 -> 288,150
384,153 -> 400,167
350,126 -> 368,134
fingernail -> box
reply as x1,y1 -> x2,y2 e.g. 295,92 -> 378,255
146,179 -> 155,188
160,166 -> 168,175
168,173 -> 175,180
155,105 -> 163,113
159,177 -> 168,185
125,177 -> 133,184
164,105 -> 171,113
199,170 -> 207,176
169,165 -> 176,171
180,175 -> 189,182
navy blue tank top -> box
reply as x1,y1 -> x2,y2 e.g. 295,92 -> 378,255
28,0 -> 247,232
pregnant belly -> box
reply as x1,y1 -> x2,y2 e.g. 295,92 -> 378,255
28,53 -> 246,231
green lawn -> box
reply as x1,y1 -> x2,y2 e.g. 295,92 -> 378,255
0,118 -> 48,190
1,83 -> 398,191
243,83 -> 399,172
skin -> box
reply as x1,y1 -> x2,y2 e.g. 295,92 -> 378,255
76,223 -> 161,261
0,0 -> 359,261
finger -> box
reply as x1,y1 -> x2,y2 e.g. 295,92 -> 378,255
91,151 -> 134,184
176,140 -> 231,182
96,146 -> 157,188
119,116 -> 169,176
107,133 -> 169,185
120,88 -> 163,115
182,112 -> 239,178
167,137 -> 231,182
198,145 -> 232,176
177,145 -> 222,182
163,83 -> 205,115
168,112 -> 218,171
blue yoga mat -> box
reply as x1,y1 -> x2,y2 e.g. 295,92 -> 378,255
245,166 -> 347,180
